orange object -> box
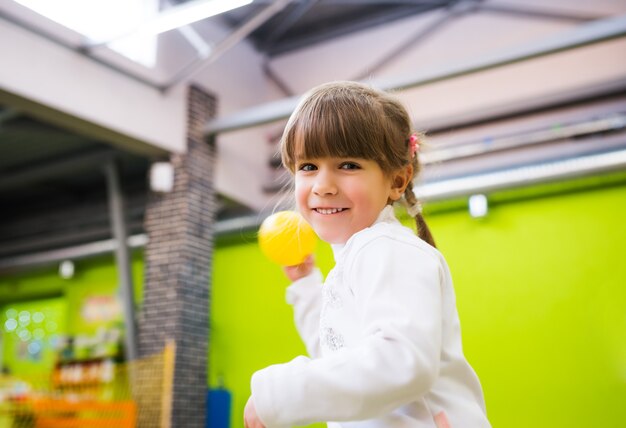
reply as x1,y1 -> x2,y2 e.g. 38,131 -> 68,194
33,399 -> 136,428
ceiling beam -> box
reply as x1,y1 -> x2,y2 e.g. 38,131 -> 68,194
478,3 -> 604,23
161,0 -> 291,91
0,149 -> 115,191
0,234 -> 148,275
204,13 -> 626,136
258,0 -> 319,53
422,77 -> 626,132
415,147 -> 626,201
353,0 -> 473,81
264,1 -> 449,56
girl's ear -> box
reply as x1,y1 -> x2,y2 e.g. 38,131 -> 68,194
389,165 -> 414,201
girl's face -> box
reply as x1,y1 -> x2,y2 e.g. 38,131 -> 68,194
295,156 -> 405,244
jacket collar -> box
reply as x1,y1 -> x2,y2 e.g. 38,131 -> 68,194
331,204 -> 399,260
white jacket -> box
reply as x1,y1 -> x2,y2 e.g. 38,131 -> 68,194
252,206 -> 490,428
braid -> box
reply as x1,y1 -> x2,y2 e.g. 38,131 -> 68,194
404,185 -> 436,248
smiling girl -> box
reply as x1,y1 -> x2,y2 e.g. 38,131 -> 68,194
244,81 -> 490,428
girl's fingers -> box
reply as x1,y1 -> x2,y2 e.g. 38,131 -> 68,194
284,254 -> 315,281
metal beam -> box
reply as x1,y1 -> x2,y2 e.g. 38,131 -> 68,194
0,235 -> 147,274
421,111 -> 626,164
258,0 -> 319,53
478,3 -> 603,23
374,13 -> 626,92
104,160 -> 138,362
415,148 -> 626,201
264,1 -> 450,57
353,0 -> 473,81
0,149 -> 115,191
161,0 -> 292,91
204,13 -> 626,136
422,77 -> 626,132
0,220 -> 145,259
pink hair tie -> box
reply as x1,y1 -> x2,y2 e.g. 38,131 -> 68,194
408,133 -> 420,158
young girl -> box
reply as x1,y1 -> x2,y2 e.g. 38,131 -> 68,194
244,81 -> 490,428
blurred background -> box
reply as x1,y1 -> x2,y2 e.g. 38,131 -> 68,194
1,0 -> 625,427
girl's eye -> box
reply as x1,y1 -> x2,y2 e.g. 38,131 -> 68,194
340,162 -> 360,170
298,163 -> 317,171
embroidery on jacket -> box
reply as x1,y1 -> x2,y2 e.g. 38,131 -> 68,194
323,283 -> 343,309
322,327 -> 345,351
319,265 -> 345,352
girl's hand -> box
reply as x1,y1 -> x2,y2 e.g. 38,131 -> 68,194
244,397 -> 265,428
283,254 -> 315,282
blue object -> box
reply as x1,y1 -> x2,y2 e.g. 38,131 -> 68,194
207,388 -> 232,428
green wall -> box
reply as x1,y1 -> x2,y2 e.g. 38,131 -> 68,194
0,254 -> 144,377
210,181 -> 626,428
433,182 -> 626,426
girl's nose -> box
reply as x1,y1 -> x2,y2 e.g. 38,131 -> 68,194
312,170 -> 337,196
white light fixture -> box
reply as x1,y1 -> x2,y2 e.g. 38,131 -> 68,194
59,260 -> 75,279
91,0 -> 253,45
150,162 -> 175,193
468,194 -> 488,218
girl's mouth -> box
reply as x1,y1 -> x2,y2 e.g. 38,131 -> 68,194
314,208 -> 346,215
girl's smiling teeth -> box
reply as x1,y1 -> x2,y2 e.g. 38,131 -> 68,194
315,208 -> 346,215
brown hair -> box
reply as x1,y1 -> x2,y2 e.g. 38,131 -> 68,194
281,81 -> 435,248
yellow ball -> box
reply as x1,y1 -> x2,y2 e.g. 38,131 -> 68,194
258,211 -> 317,266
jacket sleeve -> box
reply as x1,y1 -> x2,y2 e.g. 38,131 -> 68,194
285,268 -> 324,359
252,237 -> 443,427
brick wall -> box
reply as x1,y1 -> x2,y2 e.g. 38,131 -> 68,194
138,85 -> 217,427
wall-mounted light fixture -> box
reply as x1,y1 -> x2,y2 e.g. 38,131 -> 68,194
469,194 -> 488,218
150,161 -> 175,193
59,260 -> 75,279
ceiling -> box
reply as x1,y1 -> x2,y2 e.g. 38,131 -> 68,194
1,0 -> 625,272
219,0 -> 457,57
0,0 -> 453,268
0,108 -> 150,260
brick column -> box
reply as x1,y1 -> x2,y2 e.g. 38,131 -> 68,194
139,85 -> 217,427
